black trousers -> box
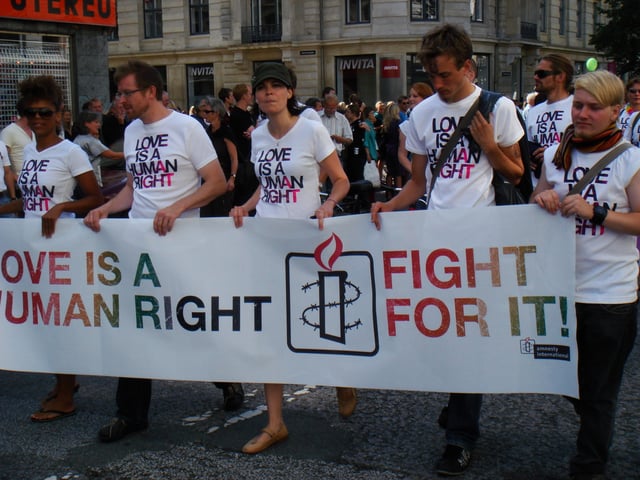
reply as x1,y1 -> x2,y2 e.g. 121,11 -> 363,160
115,377 -> 152,428
570,301 -> 637,476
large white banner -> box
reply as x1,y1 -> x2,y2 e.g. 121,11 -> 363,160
0,205 -> 577,396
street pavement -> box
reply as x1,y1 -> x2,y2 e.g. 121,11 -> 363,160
1,332 -> 639,480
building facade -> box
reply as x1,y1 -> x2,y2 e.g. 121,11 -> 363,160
107,0 -> 605,111
0,2 -> 116,128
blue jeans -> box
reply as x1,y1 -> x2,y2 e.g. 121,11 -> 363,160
570,301 -> 637,476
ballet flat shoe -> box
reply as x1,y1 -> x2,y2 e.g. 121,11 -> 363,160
242,423 -> 288,454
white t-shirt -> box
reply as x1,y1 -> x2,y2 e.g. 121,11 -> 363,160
622,111 -> 640,147
0,140 -> 10,192
124,111 -> 218,219
404,85 -> 524,210
252,116 -> 335,219
18,140 -> 93,219
525,96 -> 573,148
0,122 -> 35,174
617,106 -> 635,134
74,134 -> 109,186
543,143 -> 640,303
320,111 -> 352,154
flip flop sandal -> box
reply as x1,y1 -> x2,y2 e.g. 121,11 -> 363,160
30,408 -> 77,423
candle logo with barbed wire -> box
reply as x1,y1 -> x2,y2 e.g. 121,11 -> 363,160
286,233 -> 379,356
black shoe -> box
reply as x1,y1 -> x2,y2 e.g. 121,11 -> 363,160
98,417 -> 147,443
436,444 -> 471,476
221,383 -> 244,411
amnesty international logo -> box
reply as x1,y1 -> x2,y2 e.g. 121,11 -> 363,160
285,234 -> 379,356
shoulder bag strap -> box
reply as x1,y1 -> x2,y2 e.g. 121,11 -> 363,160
567,142 -> 633,195
425,95 -> 481,209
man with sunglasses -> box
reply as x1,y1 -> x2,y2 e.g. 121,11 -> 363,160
525,54 -> 574,185
84,60 -> 227,443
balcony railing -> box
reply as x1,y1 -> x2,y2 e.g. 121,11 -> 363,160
241,24 -> 282,43
520,22 -> 538,40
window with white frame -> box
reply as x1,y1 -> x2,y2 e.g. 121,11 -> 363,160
346,0 -> 370,24
411,0 -> 438,21
190,0 -> 209,35
471,0 -> 483,22
144,0 -> 163,39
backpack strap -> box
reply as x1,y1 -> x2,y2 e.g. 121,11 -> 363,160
568,142 -> 633,195
425,95 -> 481,209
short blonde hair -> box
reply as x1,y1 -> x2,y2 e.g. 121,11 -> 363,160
574,71 -> 624,107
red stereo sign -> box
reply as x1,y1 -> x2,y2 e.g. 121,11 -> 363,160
381,59 -> 400,78
2,0 -> 117,27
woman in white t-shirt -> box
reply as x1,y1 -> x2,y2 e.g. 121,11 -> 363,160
231,63 -> 349,454
532,71 -> 640,479
0,76 -> 103,422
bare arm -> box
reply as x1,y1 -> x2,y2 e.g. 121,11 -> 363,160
316,150 -> 349,230
153,160 -> 226,235
224,138 -> 239,192
397,131 -> 411,173
84,174 -> 135,232
42,171 -> 104,238
370,153 -> 428,229
469,111 -> 524,184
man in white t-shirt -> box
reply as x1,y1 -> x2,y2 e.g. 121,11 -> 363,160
0,104 -> 35,175
0,140 -> 17,217
526,54 -> 574,185
84,60 -> 227,443
371,24 -> 524,477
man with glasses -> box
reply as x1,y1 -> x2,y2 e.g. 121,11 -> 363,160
525,54 -> 574,185
398,95 -> 410,122
84,60 -> 227,443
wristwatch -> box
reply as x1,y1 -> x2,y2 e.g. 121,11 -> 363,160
591,205 -> 608,225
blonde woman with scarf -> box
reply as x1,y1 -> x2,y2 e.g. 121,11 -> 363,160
532,70 -> 640,480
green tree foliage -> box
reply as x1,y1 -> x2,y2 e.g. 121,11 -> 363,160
590,0 -> 640,75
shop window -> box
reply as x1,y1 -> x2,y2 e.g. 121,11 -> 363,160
471,0 -> 483,22
144,0 -> 163,39
186,63 -> 214,110
346,0 -> 371,24
472,54 -> 490,90
406,53 -> 432,92
336,55 -> 376,105
411,0 -> 438,22
190,0 -> 209,35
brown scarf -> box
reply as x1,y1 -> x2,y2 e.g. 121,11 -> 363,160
552,123 -> 623,171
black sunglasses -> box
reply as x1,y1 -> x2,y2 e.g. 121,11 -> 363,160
24,107 -> 56,119
534,69 -> 559,79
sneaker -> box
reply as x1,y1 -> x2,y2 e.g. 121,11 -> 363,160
436,444 -> 471,476
98,417 -> 147,443
221,383 -> 244,411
